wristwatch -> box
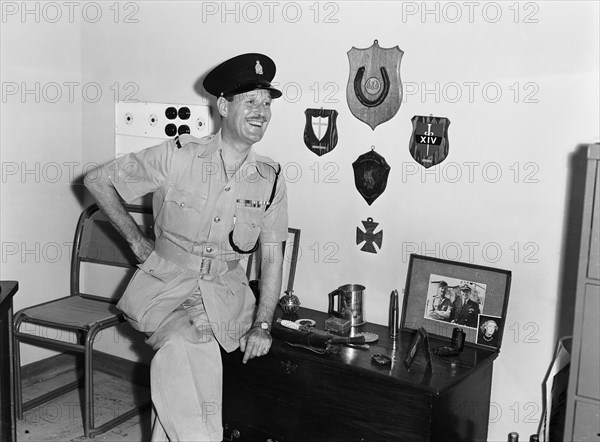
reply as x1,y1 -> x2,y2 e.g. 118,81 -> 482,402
254,321 -> 271,333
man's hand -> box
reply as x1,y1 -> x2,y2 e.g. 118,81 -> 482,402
131,236 -> 155,263
237,240 -> 283,364
239,327 -> 272,364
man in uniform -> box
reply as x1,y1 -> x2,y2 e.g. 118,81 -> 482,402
428,280 -> 452,321
452,285 -> 481,328
84,53 -> 288,441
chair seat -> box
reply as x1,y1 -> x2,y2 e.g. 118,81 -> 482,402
13,204 -> 153,437
21,296 -> 122,329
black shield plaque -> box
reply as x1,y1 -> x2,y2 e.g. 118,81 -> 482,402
352,147 -> 391,205
303,108 -> 338,156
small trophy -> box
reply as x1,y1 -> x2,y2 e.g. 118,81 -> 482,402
279,290 -> 300,317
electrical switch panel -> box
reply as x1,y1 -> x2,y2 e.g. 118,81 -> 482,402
115,101 -> 213,157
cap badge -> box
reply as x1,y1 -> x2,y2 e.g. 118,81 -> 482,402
255,60 -> 263,75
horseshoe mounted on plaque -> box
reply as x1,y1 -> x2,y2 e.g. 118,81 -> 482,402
347,40 -> 404,130
354,67 -> 390,107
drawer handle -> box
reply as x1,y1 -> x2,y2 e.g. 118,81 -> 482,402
280,360 -> 297,375
223,428 -> 240,440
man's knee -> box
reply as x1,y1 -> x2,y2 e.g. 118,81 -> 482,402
147,324 -> 187,351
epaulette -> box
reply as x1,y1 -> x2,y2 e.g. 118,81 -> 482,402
174,134 -> 214,149
254,154 -> 281,176
255,154 -> 281,212
173,134 -> 216,158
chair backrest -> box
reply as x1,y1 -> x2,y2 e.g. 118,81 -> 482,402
71,204 -> 153,302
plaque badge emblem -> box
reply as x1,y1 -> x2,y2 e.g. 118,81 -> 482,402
356,217 -> 383,254
352,147 -> 391,206
346,39 -> 404,130
303,108 -> 339,156
409,115 -> 451,169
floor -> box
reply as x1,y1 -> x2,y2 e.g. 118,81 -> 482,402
16,369 -> 152,442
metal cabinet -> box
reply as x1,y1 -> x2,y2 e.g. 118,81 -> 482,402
564,144 -> 600,442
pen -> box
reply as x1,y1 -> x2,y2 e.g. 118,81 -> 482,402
389,289 -> 399,339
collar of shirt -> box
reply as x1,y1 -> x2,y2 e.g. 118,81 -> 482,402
205,130 -> 261,181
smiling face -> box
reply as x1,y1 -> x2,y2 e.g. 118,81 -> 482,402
484,321 -> 498,336
218,89 -> 273,146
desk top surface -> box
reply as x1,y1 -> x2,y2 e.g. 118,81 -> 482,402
269,306 -> 497,395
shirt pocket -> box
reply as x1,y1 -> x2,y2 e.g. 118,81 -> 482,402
158,184 -> 207,239
230,204 -> 263,253
137,250 -> 184,284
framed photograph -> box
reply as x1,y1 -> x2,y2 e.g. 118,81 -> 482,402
401,254 -> 511,350
244,228 -> 301,294
476,314 -> 503,349
403,327 -> 433,372
281,228 -> 301,293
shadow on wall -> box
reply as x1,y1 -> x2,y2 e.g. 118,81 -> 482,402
556,144 -> 589,340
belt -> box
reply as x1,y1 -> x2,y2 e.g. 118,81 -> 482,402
155,237 -> 239,281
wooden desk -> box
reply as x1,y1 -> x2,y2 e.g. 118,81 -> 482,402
1,281 -> 18,442
222,307 -> 497,442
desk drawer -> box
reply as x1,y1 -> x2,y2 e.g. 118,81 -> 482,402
222,350 -> 432,441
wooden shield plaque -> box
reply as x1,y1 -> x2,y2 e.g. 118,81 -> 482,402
347,40 -> 403,130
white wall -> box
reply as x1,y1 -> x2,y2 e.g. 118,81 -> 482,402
1,6 -> 84,361
2,1 -> 599,440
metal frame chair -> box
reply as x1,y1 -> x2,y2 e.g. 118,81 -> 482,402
12,203 -> 152,438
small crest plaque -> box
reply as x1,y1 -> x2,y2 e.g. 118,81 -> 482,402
408,115 -> 450,169
352,147 -> 391,205
303,108 -> 339,156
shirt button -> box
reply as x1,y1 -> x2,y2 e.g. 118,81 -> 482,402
180,202 -> 185,207
224,187 -> 231,191
205,246 -> 213,253
214,216 -> 221,223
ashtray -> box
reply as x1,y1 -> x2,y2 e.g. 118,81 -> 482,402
354,331 -> 379,343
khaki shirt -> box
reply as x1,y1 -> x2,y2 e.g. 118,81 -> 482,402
104,131 -> 288,352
